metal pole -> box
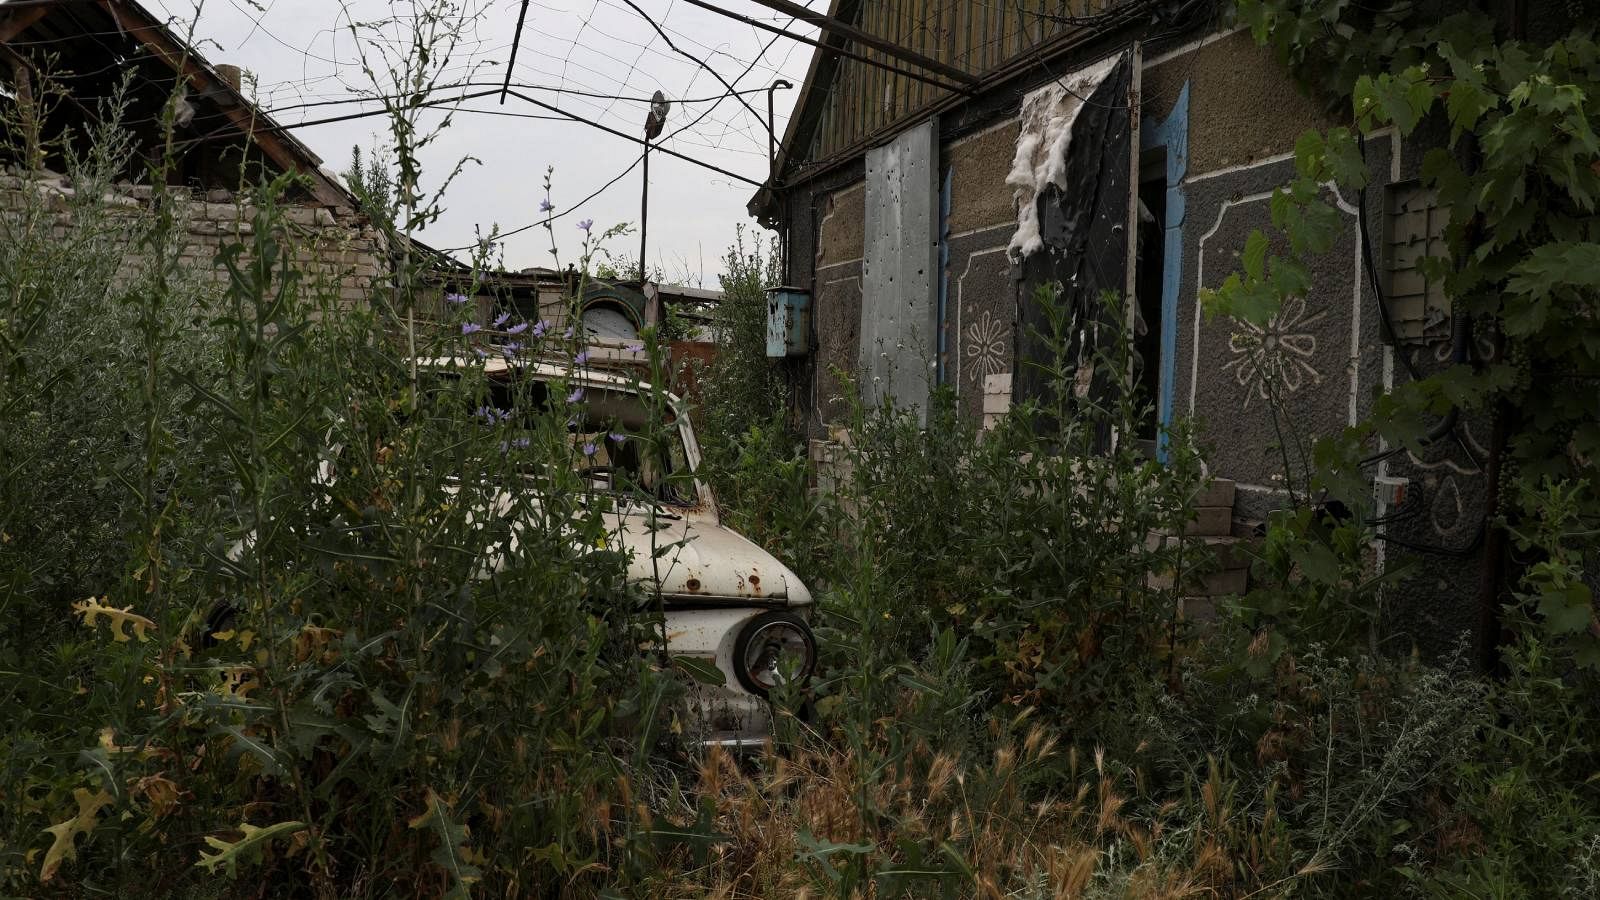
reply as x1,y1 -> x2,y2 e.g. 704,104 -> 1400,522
640,138 -> 649,284
767,79 -> 791,186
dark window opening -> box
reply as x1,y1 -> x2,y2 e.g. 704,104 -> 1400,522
1133,151 -> 1168,450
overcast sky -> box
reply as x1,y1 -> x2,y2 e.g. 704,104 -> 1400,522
143,0 -> 818,283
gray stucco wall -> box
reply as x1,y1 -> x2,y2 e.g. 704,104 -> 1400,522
813,182 -> 866,428
778,23 -> 1498,656
945,119 -> 1021,425
1175,139 -> 1391,520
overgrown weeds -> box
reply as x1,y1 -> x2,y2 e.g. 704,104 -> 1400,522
4,2 -> 1600,897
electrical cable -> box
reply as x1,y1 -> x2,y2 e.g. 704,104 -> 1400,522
1353,128 -> 1482,473
437,4 -> 804,257
503,88 -> 761,185
438,151 -> 644,252
259,80 -> 780,116
500,0 -> 531,103
616,0 -> 775,144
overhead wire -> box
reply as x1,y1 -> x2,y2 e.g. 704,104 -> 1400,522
616,0 -> 776,145
446,1 -> 809,256
500,0 -> 531,103
14,0 -> 797,262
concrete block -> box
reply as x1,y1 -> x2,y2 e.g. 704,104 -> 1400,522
1146,533 -> 1257,571
1181,507 -> 1233,536
1180,596 -> 1218,623
1194,478 -> 1235,510
1148,567 -> 1246,597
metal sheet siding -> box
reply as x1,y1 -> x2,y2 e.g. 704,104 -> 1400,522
806,1 -> 1130,162
860,119 -> 939,419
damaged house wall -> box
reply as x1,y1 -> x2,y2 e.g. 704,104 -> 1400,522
0,0 -> 382,310
0,175 -> 382,307
763,1 -> 1521,656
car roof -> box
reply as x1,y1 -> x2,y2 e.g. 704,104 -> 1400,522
415,355 -> 681,405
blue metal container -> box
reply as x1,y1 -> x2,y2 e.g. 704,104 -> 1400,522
765,286 -> 811,358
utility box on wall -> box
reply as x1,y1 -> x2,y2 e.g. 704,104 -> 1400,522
1382,181 -> 1451,344
766,286 -> 811,358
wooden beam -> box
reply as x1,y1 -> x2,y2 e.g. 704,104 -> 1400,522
92,0 -> 348,206
682,0 -> 966,94
740,0 -> 979,85
0,6 -> 51,44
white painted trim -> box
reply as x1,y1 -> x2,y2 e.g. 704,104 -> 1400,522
955,245 -> 1010,394
1192,189 -> 1275,416
1143,25 -> 1250,69
1332,188 -> 1362,427
947,222 -> 1013,242
1187,149 -> 1299,184
950,116 -> 1021,145
1192,183 -> 1361,469
1372,127 -> 1400,577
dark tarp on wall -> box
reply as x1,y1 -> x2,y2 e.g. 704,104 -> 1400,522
1014,52 -> 1134,435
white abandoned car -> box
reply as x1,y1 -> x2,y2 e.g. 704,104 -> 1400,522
415,356 -> 817,748
214,355 -> 816,749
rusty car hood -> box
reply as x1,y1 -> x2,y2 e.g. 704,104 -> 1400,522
609,509 -> 812,607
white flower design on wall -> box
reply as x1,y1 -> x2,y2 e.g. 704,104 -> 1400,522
1220,295 -> 1327,408
964,309 -> 1009,380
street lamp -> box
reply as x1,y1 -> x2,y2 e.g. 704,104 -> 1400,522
641,90 -> 670,284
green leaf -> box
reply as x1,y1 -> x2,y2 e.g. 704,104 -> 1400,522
216,725 -> 285,777
408,790 -> 482,899
671,655 -> 726,686
195,821 -> 306,877
1292,541 -> 1343,586
641,797 -> 729,867
1445,79 -> 1494,140
1323,128 -> 1369,188
1243,230 -> 1269,281
1361,68 -> 1437,135
1506,243 -> 1600,296
1539,582 -> 1594,635
1293,130 -> 1325,180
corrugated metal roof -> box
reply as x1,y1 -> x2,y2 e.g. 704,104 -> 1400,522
799,1 -> 1140,161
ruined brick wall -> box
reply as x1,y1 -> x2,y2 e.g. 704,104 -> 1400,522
0,171 -> 382,308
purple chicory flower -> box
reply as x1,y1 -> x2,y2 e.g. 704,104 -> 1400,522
531,320 -> 549,337
472,347 -> 488,360
577,218 -> 593,233
461,322 -> 482,335
582,441 -> 597,457
445,292 -> 469,305
492,311 -> 511,328
500,437 -> 531,452
566,388 -> 584,403
500,341 -> 523,358
625,343 -> 644,354
506,320 -> 529,336
574,350 -> 590,365
539,197 -> 553,213
563,326 -> 574,339
609,432 -> 626,444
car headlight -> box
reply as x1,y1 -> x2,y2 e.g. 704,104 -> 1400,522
733,611 -> 816,695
